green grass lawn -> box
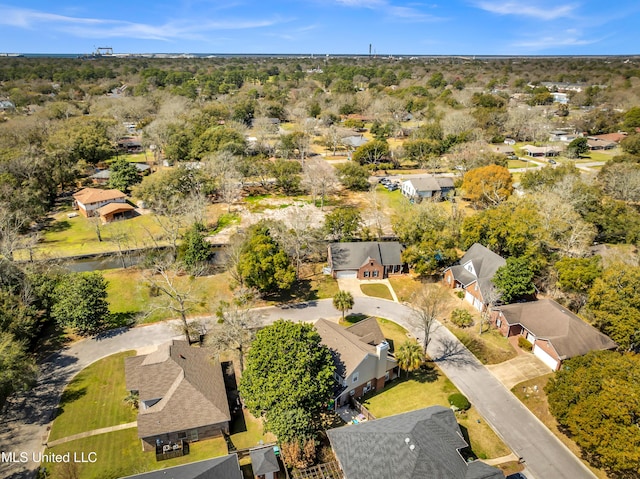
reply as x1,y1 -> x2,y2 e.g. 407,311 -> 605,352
229,409 -> 276,450
48,351 -> 137,442
388,275 -> 423,302
105,269 -> 234,324
45,429 -> 228,479
507,159 -> 530,169
362,366 -> 510,459
449,326 -> 516,365
377,318 -> 412,352
360,283 -> 393,300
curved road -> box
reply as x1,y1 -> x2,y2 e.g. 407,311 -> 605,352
0,297 -> 595,479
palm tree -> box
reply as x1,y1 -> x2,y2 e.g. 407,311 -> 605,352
333,290 -> 354,321
395,340 -> 424,378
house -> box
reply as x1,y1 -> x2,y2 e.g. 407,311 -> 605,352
341,135 -> 369,149
120,455 -> 242,479
521,145 -> 560,157
72,188 -> 127,217
443,243 -> 506,312
491,299 -> 617,371
326,406 -> 504,479
97,202 -> 136,223
249,446 -> 281,479
491,145 -> 516,158
314,318 -> 398,407
89,163 -> 151,184
327,242 -> 404,279
586,138 -> 616,150
124,340 -> 231,452
400,176 -> 455,201
589,132 -> 627,144
0,100 -> 15,111
117,137 -> 143,153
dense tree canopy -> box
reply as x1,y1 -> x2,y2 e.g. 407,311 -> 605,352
50,272 -> 110,335
586,264 -> 640,351
239,320 -> 335,442
462,164 -> 513,207
546,351 -> 640,477
108,157 -> 141,192
492,257 -> 536,303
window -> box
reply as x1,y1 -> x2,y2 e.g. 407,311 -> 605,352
352,372 -> 359,383
364,381 -> 372,393
385,371 -> 390,381
373,270 -> 379,278
349,389 -> 355,396
363,271 -> 370,278
496,318 -> 502,328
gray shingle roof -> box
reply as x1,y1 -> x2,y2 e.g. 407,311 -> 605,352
447,243 -> 505,302
249,446 -> 280,476
327,406 -> 504,479
329,242 -> 403,271
119,454 -> 242,479
496,299 -> 617,359
314,319 -> 379,378
125,340 -> 230,439
346,317 -> 386,346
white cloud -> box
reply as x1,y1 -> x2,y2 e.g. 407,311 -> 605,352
0,5 -> 286,42
334,0 -> 443,21
474,1 -> 578,20
512,30 -> 603,50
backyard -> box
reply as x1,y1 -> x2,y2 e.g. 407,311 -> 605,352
44,350 -> 273,479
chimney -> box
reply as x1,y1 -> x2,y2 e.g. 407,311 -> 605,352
375,341 -> 389,380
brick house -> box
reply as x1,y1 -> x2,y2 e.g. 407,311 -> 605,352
328,242 -> 404,280
125,340 -> 231,452
315,318 -> 398,407
443,243 -> 505,312
492,299 -> 617,370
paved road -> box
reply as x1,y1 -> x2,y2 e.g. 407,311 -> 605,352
0,298 -> 595,479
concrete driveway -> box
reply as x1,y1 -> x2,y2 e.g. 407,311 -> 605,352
486,354 -> 552,390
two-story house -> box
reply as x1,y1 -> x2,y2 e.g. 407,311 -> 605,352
314,318 -> 398,407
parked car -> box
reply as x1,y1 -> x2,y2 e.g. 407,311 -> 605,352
548,159 -> 557,165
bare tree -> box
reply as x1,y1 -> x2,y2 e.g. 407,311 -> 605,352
142,259 -> 205,342
205,152 -> 242,213
301,159 -> 338,210
410,284 -> 448,354
271,209 -> 320,279
106,221 -> 132,268
206,288 -> 260,372
0,206 -> 27,261
479,287 -> 501,335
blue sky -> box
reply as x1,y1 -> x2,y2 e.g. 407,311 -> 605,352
0,0 -> 638,55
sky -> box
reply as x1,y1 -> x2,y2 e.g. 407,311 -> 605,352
0,0 -> 639,56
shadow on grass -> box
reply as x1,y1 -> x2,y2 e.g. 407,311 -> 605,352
268,280 -> 317,304
342,313 -> 368,325
457,424 -> 479,461
46,219 -> 72,233
106,312 -> 138,329
230,410 -> 248,435
57,386 -> 87,413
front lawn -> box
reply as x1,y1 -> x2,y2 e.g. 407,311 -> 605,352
45,429 -> 228,479
48,351 -> 137,442
360,283 -> 393,300
362,365 -> 510,459
388,275 -> 424,302
105,269 -> 234,324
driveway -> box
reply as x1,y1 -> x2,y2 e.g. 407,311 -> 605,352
0,298 -> 595,479
336,278 -> 399,302
486,354 -> 552,390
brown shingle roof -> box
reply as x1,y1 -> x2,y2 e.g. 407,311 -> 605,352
496,299 -> 617,359
125,340 -> 230,439
73,187 -> 126,205
97,202 -> 135,216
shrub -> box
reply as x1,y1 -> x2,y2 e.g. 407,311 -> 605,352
456,290 -> 465,299
448,393 -> 471,411
518,336 -> 533,352
450,308 -> 474,328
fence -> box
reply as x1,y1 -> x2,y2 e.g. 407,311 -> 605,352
349,397 -> 376,421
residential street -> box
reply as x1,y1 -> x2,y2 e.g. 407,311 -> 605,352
0,298 -> 595,479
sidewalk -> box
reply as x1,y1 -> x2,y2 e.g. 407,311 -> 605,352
46,421 -> 137,447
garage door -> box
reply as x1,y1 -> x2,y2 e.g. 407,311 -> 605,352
336,270 -> 358,279
464,290 -> 475,305
533,344 -> 559,371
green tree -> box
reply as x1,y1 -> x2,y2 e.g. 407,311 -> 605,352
0,332 -> 37,406
108,157 -> 140,192
178,223 -> 211,274
332,290 -> 354,320
492,257 -> 536,304
51,272 -> 110,335
324,206 -> 362,241
586,264 -> 640,351
237,225 -> 296,295
272,159 -> 302,194
352,140 -> 389,165
47,117 -> 115,165
239,320 -> 335,441
462,164 -> 513,207
335,163 -> 370,191
566,137 -> 589,159
623,106 -> 640,131
555,256 -> 602,295
395,340 -> 424,378
620,133 -> 640,156
545,351 -> 640,476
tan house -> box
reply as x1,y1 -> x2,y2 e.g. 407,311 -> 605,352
492,299 -> 617,371
315,318 -> 398,407
125,340 -> 231,452
328,242 -> 403,280
443,243 -> 506,312
72,187 -> 127,218
97,202 -> 136,223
